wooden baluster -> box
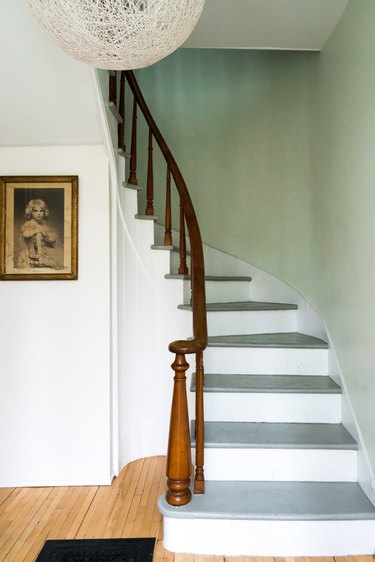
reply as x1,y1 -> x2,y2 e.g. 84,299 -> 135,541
194,351 -> 205,494
164,166 -> 172,246
128,98 -> 138,185
109,71 -> 117,106
146,129 -> 154,215
118,71 -> 125,152
166,353 -> 192,506
178,203 -> 188,275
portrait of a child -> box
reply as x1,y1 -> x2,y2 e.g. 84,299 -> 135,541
17,198 -> 61,269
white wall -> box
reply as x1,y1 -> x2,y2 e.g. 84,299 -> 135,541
0,145 -> 112,486
0,0 -> 103,147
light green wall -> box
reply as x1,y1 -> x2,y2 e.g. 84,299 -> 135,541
133,0 -> 375,471
308,0 -> 375,471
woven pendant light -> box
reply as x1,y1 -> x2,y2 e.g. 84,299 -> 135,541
27,0 -> 205,70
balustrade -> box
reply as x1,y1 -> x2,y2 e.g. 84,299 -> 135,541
109,70 -> 207,505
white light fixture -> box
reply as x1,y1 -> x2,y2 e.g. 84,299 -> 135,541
27,0 -> 205,70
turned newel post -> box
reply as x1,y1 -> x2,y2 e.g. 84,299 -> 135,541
166,353 -> 192,506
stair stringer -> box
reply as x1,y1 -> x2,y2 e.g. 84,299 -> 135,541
116,173 -> 195,469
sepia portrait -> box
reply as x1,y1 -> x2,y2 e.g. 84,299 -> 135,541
0,176 -> 78,280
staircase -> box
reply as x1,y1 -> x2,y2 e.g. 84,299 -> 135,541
157,274 -> 375,556
102,70 -> 375,557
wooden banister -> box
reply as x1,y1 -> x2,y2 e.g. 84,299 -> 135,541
123,70 -> 208,505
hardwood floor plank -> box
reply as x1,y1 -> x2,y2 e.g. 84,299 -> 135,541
61,486 -> 98,539
0,488 -> 15,508
110,457 -> 145,537
5,487 -> 69,562
0,488 -> 53,561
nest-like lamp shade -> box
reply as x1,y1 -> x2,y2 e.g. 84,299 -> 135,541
27,0 -> 205,70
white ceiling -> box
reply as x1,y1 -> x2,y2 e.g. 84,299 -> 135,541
184,0 -> 349,51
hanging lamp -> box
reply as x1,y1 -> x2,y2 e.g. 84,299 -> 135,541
27,0 -> 205,70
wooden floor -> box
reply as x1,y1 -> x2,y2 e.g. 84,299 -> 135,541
0,456 -> 374,562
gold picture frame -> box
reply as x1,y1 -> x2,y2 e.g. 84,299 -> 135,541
0,176 -> 78,280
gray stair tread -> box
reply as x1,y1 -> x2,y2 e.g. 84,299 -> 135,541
190,421 -> 357,449
158,481 -> 375,520
152,245 -> 192,255
117,149 -> 131,158
122,181 -> 143,191
207,332 -> 328,349
151,245 -> 173,251
165,274 -> 252,282
134,214 -> 159,220
179,301 -> 298,312
191,373 -> 342,394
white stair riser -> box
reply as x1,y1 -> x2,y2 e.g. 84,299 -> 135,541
200,393 -> 341,423
163,518 -> 375,556
182,280 -> 252,304
196,448 -> 357,481
204,347 -> 328,375
204,309 -> 297,335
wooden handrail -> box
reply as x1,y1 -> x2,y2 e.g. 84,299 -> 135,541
114,70 -> 207,506
124,71 -> 207,355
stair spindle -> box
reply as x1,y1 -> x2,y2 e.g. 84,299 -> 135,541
194,351 -> 205,494
164,166 -> 172,246
166,353 -> 192,506
128,98 -> 138,185
118,71 -> 125,152
178,203 -> 188,275
146,129 -> 155,215
109,71 -> 117,106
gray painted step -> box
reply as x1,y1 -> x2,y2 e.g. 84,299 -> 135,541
158,481 -> 375,520
165,274 -> 252,282
122,181 -> 143,191
151,244 -> 173,251
134,214 -> 159,220
190,373 -> 342,394
190,421 -> 357,450
208,332 -> 328,349
151,245 -> 191,255
179,301 -> 298,312
117,149 -> 131,159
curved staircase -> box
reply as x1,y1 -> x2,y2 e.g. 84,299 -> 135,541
102,70 -> 375,557
157,264 -> 375,556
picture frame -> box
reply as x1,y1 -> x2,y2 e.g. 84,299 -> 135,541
0,176 -> 78,280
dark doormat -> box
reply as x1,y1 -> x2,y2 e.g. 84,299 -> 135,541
35,537 -> 156,562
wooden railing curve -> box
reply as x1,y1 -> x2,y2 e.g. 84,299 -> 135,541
118,70 -> 208,506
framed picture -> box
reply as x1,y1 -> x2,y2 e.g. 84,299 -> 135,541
0,176 -> 78,280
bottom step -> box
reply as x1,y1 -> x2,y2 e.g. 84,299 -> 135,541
159,481 -> 375,556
